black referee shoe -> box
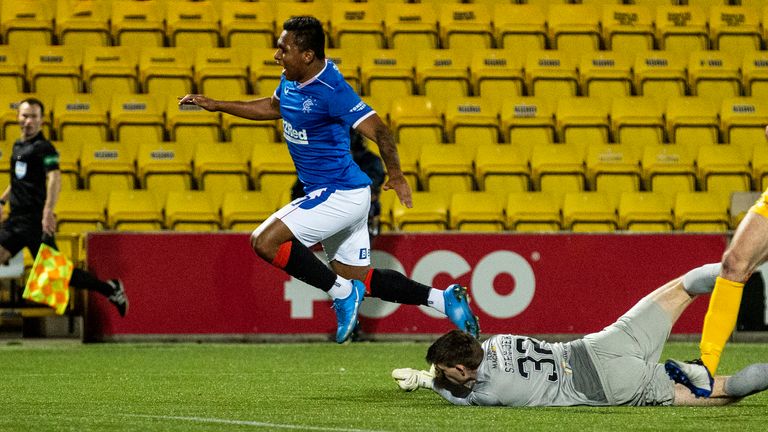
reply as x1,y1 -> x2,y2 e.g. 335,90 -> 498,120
107,279 -> 129,317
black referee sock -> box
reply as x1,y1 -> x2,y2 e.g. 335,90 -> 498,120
70,268 -> 114,297
369,269 -> 430,305
272,239 -> 336,291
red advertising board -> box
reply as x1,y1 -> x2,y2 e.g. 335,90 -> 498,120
85,233 -> 727,341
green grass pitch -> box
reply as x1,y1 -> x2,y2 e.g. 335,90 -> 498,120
1,340 -> 767,431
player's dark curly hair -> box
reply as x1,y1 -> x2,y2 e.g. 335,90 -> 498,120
426,330 -> 484,369
283,16 -> 325,60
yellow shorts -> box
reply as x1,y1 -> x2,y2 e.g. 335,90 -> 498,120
749,189 -> 768,219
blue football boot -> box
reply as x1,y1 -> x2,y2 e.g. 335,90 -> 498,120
443,284 -> 480,338
332,280 -> 366,344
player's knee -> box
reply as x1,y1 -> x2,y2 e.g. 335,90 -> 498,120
249,231 -> 268,258
721,249 -> 753,282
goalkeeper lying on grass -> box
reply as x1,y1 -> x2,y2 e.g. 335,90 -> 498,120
393,264 -> 768,407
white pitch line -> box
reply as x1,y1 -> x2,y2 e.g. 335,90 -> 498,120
124,414 -> 389,432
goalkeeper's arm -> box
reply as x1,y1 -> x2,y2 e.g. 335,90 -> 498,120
391,365 -> 435,392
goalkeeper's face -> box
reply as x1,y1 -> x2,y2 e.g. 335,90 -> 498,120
435,363 -> 475,387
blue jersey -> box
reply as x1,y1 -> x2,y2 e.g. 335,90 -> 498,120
274,60 -> 375,192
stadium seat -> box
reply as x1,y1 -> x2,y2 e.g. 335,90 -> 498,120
418,143 -> 474,193
492,4 -> 547,54
618,191 -> 674,232
530,142 -> 587,193
166,97 -> 222,145
56,190 -> 105,235
1,0 -> 54,50
249,142 -> 297,202
0,46 -> 26,94
562,192 -> 618,232
55,139 -> 81,190
360,48 -> 416,98
164,191 -> 220,232
500,96 -> 557,146
752,144 -> 768,190
223,104 -> 279,144
220,0 -> 274,48
720,97 -> 768,144
389,96 -> 444,153
107,190 -> 164,231
194,143 -> 249,207
221,191 -> 277,231
524,50 -> 579,99
610,97 -> 665,150
474,143 -> 531,194
438,3 -> 493,49
250,48 -> 286,96
641,143 -> 697,197
110,0 -> 165,48
470,49 -> 525,108
547,4 -> 601,54
331,2 -> 385,50
165,0 -> 220,48
709,5 -> 760,52
578,51 -> 633,99
697,144 -> 751,193
687,51 -> 741,101
52,94 -> 109,143
110,94 -> 165,144
384,2 -> 439,50
55,0 -> 110,46
555,97 -> 611,144
665,96 -> 720,146
393,141 -> 420,191
449,192 -> 505,232
275,1 -> 331,43
391,191 -> 448,232
26,45 -> 83,95
601,4 -> 654,52
326,48 -> 362,93
443,96 -> 500,145
139,47 -> 194,98
80,141 -> 137,202
0,140 -> 13,191
655,5 -> 709,55
742,51 -> 768,98
674,191 -> 730,232
506,191 -> 562,232
415,49 -> 471,108
586,142 -> 642,198
136,141 -> 193,203
194,47 -> 249,99
633,51 -> 687,100
82,46 -> 140,108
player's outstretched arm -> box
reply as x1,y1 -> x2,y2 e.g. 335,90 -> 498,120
178,94 -> 281,121
356,114 -> 412,208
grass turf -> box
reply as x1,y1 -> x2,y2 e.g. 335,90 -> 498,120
0,340 -> 767,432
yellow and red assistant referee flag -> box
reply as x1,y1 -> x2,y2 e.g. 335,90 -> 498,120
22,244 -> 74,315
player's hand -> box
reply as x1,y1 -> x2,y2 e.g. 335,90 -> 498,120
178,94 -> 217,112
383,174 -> 412,208
391,365 -> 435,392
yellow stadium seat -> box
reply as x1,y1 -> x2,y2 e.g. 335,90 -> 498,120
360,48 -> 416,98
139,47 -> 194,98
391,191 -> 448,232
492,4 -> 547,54
389,96 -> 444,153
530,142 -> 586,193
164,191 -> 220,232
618,191 -> 674,232
82,46 -> 139,108
665,96 -> 720,146
0,140 -> 13,191
687,51 -> 741,101
470,49 -> 525,108
53,94 -> 108,143
223,106 -> 279,144
219,0 -> 274,48
80,141 -> 137,201
633,51 -> 687,100
0,46 -> 24,94
555,97 -> 610,143
730,190 -> 761,228
720,97 -> 768,144
438,3 -> 493,49
524,50 -> 579,99
55,0 -> 110,46
642,143 -> 697,197
26,45 -> 82,95
474,143 -> 531,194
450,192 -> 505,232
500,96 -> 557,146
655,5 -> 709,55
578,51 -> 633,99
384,2 -> 438,50
742,51 -> 768,98
194,143 -> 249,207
709,5 -> 760,52
165,0 -> 220,48
275,2 -> 330,41
110,94 -> 165,144
166,97 -> 221,144
674,191 -> 730,232
194,47 -> 249,99
415,49 -> 471,107
54,139 -> 81,190
586,142 -> 642,197
326,48 -> 362,93
506,191 -> 562,232
563,192 -> 618,232
249,48 -> 285,96
601,4 -> 654,52
110,0 -> 165,48
56,190 -> 105,235
249,142 -> 297,202
107,190 -> 164,231
393,141 -> 420,191
697,144 -> 751,193
547,4 -> 601,54
610,96 -> 665,149
418,144 -> 474,193
136,141 -> 193,203
443,96 -> 500,145
221,191 -> 277,231
752,143 -> 768,190
1,0 -> 54,50
331,2 -> 385,50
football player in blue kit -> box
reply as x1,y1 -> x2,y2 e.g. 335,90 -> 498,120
179,16 -> 479,343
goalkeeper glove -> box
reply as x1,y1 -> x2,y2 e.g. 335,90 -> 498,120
391,365 -> 435,392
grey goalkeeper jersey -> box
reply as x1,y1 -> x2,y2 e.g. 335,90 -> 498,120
435,334 -> 610,407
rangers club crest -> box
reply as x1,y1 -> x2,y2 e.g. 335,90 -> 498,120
302,97 -> 314,113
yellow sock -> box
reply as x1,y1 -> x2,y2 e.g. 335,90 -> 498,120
699,276 -> 744,374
